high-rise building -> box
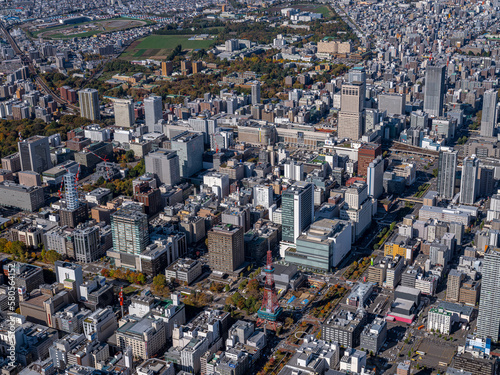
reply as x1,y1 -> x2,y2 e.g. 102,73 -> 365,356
78,88 -> 100,121
282,182 -> 314,243
63,172 -> 79,210
460,155 -> 479,205
481,89 -> 498,137
358,143 -> 382,177
114,99 -> 134,128
437,149 -> 457,199
144,96 -> 163,133
338,68 -> 366,140
73,225 -> 102,263
161,61 -> 173,76
378,93 -> 405,116
423,65 -> 445,117
145,149 -> 181,186
446,269 -> 464,302
251,83 -> 261,105
208,224 -> 244,274
477,247 -> 500,341
170,132 -> 204,178
367,156 -> 384,199
111,204 -> 149,256
18,135 -> 53,174
253,185 -> 273,208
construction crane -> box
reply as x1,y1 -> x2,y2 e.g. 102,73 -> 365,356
84,148 -> 112,181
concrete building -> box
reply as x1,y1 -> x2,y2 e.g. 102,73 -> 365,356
321,309 -> 367,348
203,172 -> 229,199
286,219 -> 351,271
282,182 -> 314,243
144,96 -> 163,133
114,98 -> 135,128
481,89 -> 498,138
437,149 -> 457,199
427,307 -> 452,335
367,156 -> 384,199
460,155 -> 479,205
18,135 -> 53,174
83,306 -> 117,342
477,247 -> 500,341
378,93 -> 405,116
73,225 -> 102,263
111,204 -> 149,256
116,315 -> 166,359
0,181 -> 45,211
145,149 -> 180,187
253,185 -> 273,209
78,88 -> 100,121
423,65 -> 445,117
360,317 -> 387,353
165,258 -> 202,285
170,132 -> 204,178
208,224 -> 245,274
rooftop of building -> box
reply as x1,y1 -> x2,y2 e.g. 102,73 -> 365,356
325,308 -> 366,330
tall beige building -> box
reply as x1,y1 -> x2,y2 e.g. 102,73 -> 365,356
338,82 -> 364,140
114,98 -> 135,128
78,88 -> 100,121
208,224 -> 244,274
446,269 -> 464,302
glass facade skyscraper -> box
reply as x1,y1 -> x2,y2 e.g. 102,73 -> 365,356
282,182 -> 314,243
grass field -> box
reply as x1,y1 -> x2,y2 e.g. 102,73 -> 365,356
120,34 -> 215,60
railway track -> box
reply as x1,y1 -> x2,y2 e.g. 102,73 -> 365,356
0,22 -> 80,112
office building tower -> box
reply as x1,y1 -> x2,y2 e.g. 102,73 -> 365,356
338,69 -> 365,140
284,160 -> 304,181
367,156 -> 384,199
358,143 -> 382,177
144,96 -> 163,133
446,269 -> 464,302
253,185 -> 273,208
203,172 -> 229,199
145,149 -> 181,186
251,83 -> 261,105
114,99 -> 134,128
161,61 -> 173,76
18,135 -> 53,174
481,89 -> 498,137
78,88 -> 100,121
460,155 -> 479,205
117,316 -> 166,360
111,205 -> 149,256
73,225 -> 102,263
282,182 -> 314,243
477,247 -> 500,341
423,65 -> 445,117
410,110 -> 429,129
437,149 -> 457,199
378,93 -> 405,116
208,224 -> 244,274
170,132 -> 204,178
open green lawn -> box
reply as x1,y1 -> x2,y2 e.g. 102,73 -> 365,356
314,5 -> 333,18
120,34 -> 215,60
135,35 -> 214,50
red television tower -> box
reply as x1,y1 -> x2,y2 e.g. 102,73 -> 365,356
256,248 -> 282,331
